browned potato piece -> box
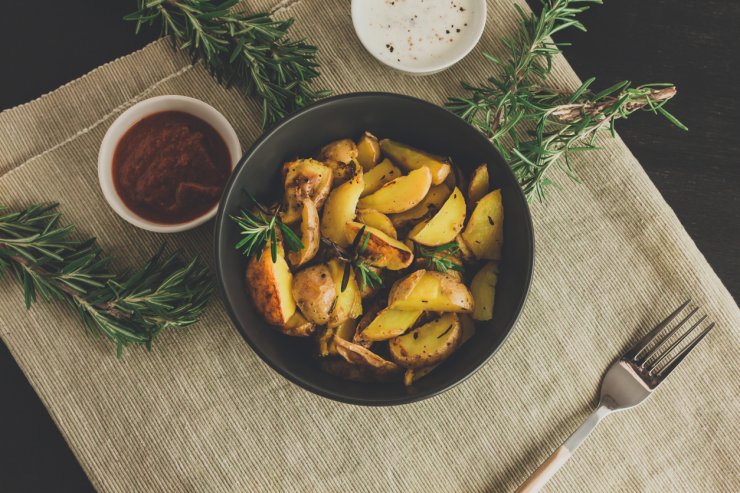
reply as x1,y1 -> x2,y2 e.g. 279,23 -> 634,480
407,186 -> 466,246
335,337 -> 401,375
389,184 -> 451,229
467,164 -> 490,204
389,313 -> 461,368
277,312 -> 315,337
357,167 -> 432,214
455,234 -> 475,261
317,318 -> 357,357
460,189 -> 504,260
320,138 -> 358,164
291,264 -> 336,325
357,308 -> 423,342
321,161 -> 364,247
321,359 -> 399,383
361,158 -> 402,197
356,209 -> 397,238
388,270 -> 474,312
380,139 -> 451,185
246,244 -> 296,326
471,262 -> 498,321
287,199 -> 320,268
323,159 -> 360,187
327,259 -> 362,326
282,159 -> 333,223
356,132 -> 381,170
345,221 -> 413,270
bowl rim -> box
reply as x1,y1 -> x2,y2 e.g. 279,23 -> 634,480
350,0 -> 487,75
97,95 -> 242,233
214,92 -> 535,406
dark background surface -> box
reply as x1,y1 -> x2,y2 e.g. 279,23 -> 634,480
1,1 -> 737,491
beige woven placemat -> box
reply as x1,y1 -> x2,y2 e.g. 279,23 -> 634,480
1,1 -> 738,491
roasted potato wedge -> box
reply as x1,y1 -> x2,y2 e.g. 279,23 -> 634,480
323,158 -> 360,187
357,166 -> 432,214
287,199 -> 320,267
327,259 -> 363,326
357,307 -> 423,342
408,186 -> 466,246
292,264 -> 336,325
320,161 -> 364,247
471,262 -> 498,321
460,189 -> 504,260
320,138 -> 358,164
455,234 -> 475,261
356,131 -> 381,171
467,164 -> 490,204
335,337 -> 401,375
246,244 -> 296,326
356,208 -> 397,239
282,159 -> 333,224
388,270 -> 474,312
278,312 -> 316,337
390,313 -> 461,368
317,318 -> 357,356
389,184 -> 451,229
345,221 -> 413,270
361,158 -> 402,197
380,139 -> 451,185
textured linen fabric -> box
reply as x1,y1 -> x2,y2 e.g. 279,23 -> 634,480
1,1 -> 738,491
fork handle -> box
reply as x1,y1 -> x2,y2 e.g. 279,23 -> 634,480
515,404 -> 612,493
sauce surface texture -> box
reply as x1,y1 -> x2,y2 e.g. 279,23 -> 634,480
113,111 -> 231,224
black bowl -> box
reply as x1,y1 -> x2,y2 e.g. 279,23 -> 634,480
214,93 -> 534,406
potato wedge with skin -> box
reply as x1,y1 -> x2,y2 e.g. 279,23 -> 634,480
277,312 -> 315,337
292,264 -> 336,325
408,186 -> 466,246
358,308 -> 423,342
321,358 -> 399,383
246,244 -> 296,326
388,270 -> 474,313
287,199 -> 320,267
389,184 -> 451,228
327,259 -> 362,326
455,234 -> 475,261
317,318 -> 357,356
471,262 -> 498,321
461,189 -> 504,260
467,164 -> 490,204
390,313 -> 461,368
380,139 -> 451,185
335,337 -> 401,374
356,209 -> 397,239
361,158 -> 402,197
320,161 -> 364,247
357,167 -> 432,214
345,221 -> 413,270
281,159 -> 333,224
320,138 -> 358,164
356,132 -> 381,171
323,158 -> 360,187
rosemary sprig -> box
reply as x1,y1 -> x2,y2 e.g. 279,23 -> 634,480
126,0 -> 330,127
338,226 -> 383,292
231,199 -> 303,262
417,242 -> 464,274
0,204 -> 212,356
446,0 -> 686,201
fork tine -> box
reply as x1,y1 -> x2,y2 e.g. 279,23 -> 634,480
626,299 -> 691,360
637,308 -> 699,366
647,314 -> 707,372
655,322 -> 715,380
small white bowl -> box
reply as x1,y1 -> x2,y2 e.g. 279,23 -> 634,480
98,95 -> 242,233
351,0 -> 487,75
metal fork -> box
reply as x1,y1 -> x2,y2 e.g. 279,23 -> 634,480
516,300 -> 715,493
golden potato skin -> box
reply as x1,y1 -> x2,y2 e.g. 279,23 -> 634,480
334,337 -> 401,374
408,186 -> 466,246
357,307 -> 422,342
320,138 -> 358,164
389,313 -> 461,368
245,245 -> 296,326
471,262 -> 499,321
327,259 -> 363,327
460,189 -> 504,260
388,270 -> 474,313
361,158 -> 402,197
357,166 -> 432,214
389,184 -> 451,229
380,139 -> 451,185
282,159 -> 333,223
320,161 -> 364,247
356,132 -> 381,171
345,221 -> 413,270
356,209 -> 397,239
287,199 -> 320,268
317,318 -> 357,356
277,312 -> 316,337
291,264 -> 336,325
467,164 -> 490,204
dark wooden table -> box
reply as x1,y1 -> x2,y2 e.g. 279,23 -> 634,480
1,1 -> 737,491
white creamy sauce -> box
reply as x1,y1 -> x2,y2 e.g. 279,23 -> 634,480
355,0 -> 479,71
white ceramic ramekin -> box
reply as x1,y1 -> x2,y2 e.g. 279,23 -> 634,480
351,0 -> 487,75
98,95 -> 242,233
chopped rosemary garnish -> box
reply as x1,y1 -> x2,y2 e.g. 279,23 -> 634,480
418,242 -> 464,274
231,200 -> 303,262
340,225 -> 383,292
